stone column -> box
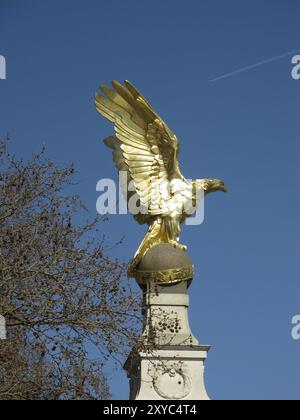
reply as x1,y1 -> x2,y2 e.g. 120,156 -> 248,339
124,244 -> 210,400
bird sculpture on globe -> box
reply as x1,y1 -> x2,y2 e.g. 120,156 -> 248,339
95,80 -> 227,280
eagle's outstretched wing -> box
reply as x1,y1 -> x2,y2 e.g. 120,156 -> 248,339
95,80 -> 183,219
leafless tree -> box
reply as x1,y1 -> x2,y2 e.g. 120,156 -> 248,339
0,138 -> 142,400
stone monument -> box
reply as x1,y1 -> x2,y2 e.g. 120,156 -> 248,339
95,80 -> 227,400
124,244 -> 210,400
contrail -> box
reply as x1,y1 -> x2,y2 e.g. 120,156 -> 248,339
210,48 -> 300,82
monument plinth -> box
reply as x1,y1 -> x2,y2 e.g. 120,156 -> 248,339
124,244 -> 210,400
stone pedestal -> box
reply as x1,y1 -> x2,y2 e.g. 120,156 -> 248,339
124,244 -> 211,401
125,344 -> 210,400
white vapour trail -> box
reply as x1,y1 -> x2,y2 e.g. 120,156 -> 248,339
210,48 -> 300,82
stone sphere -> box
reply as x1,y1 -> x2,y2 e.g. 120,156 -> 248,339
135,243 -> 194,285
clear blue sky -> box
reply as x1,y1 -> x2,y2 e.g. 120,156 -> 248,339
1,0 -> 300,400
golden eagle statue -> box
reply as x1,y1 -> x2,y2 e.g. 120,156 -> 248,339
95,80 -> 227,276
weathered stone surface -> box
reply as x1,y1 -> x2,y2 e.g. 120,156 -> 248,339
137,243 -> 193,272
125,346 -> 210,400
135,244 -> 194,285
141,281 -> 199,346
124,274 -> 211,400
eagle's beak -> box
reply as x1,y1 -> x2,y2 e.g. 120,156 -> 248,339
220,182 -> 227,192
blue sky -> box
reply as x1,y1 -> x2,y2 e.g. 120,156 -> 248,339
1,0 -> 300,400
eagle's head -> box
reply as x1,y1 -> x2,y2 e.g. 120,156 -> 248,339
195,178 -> 227,195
